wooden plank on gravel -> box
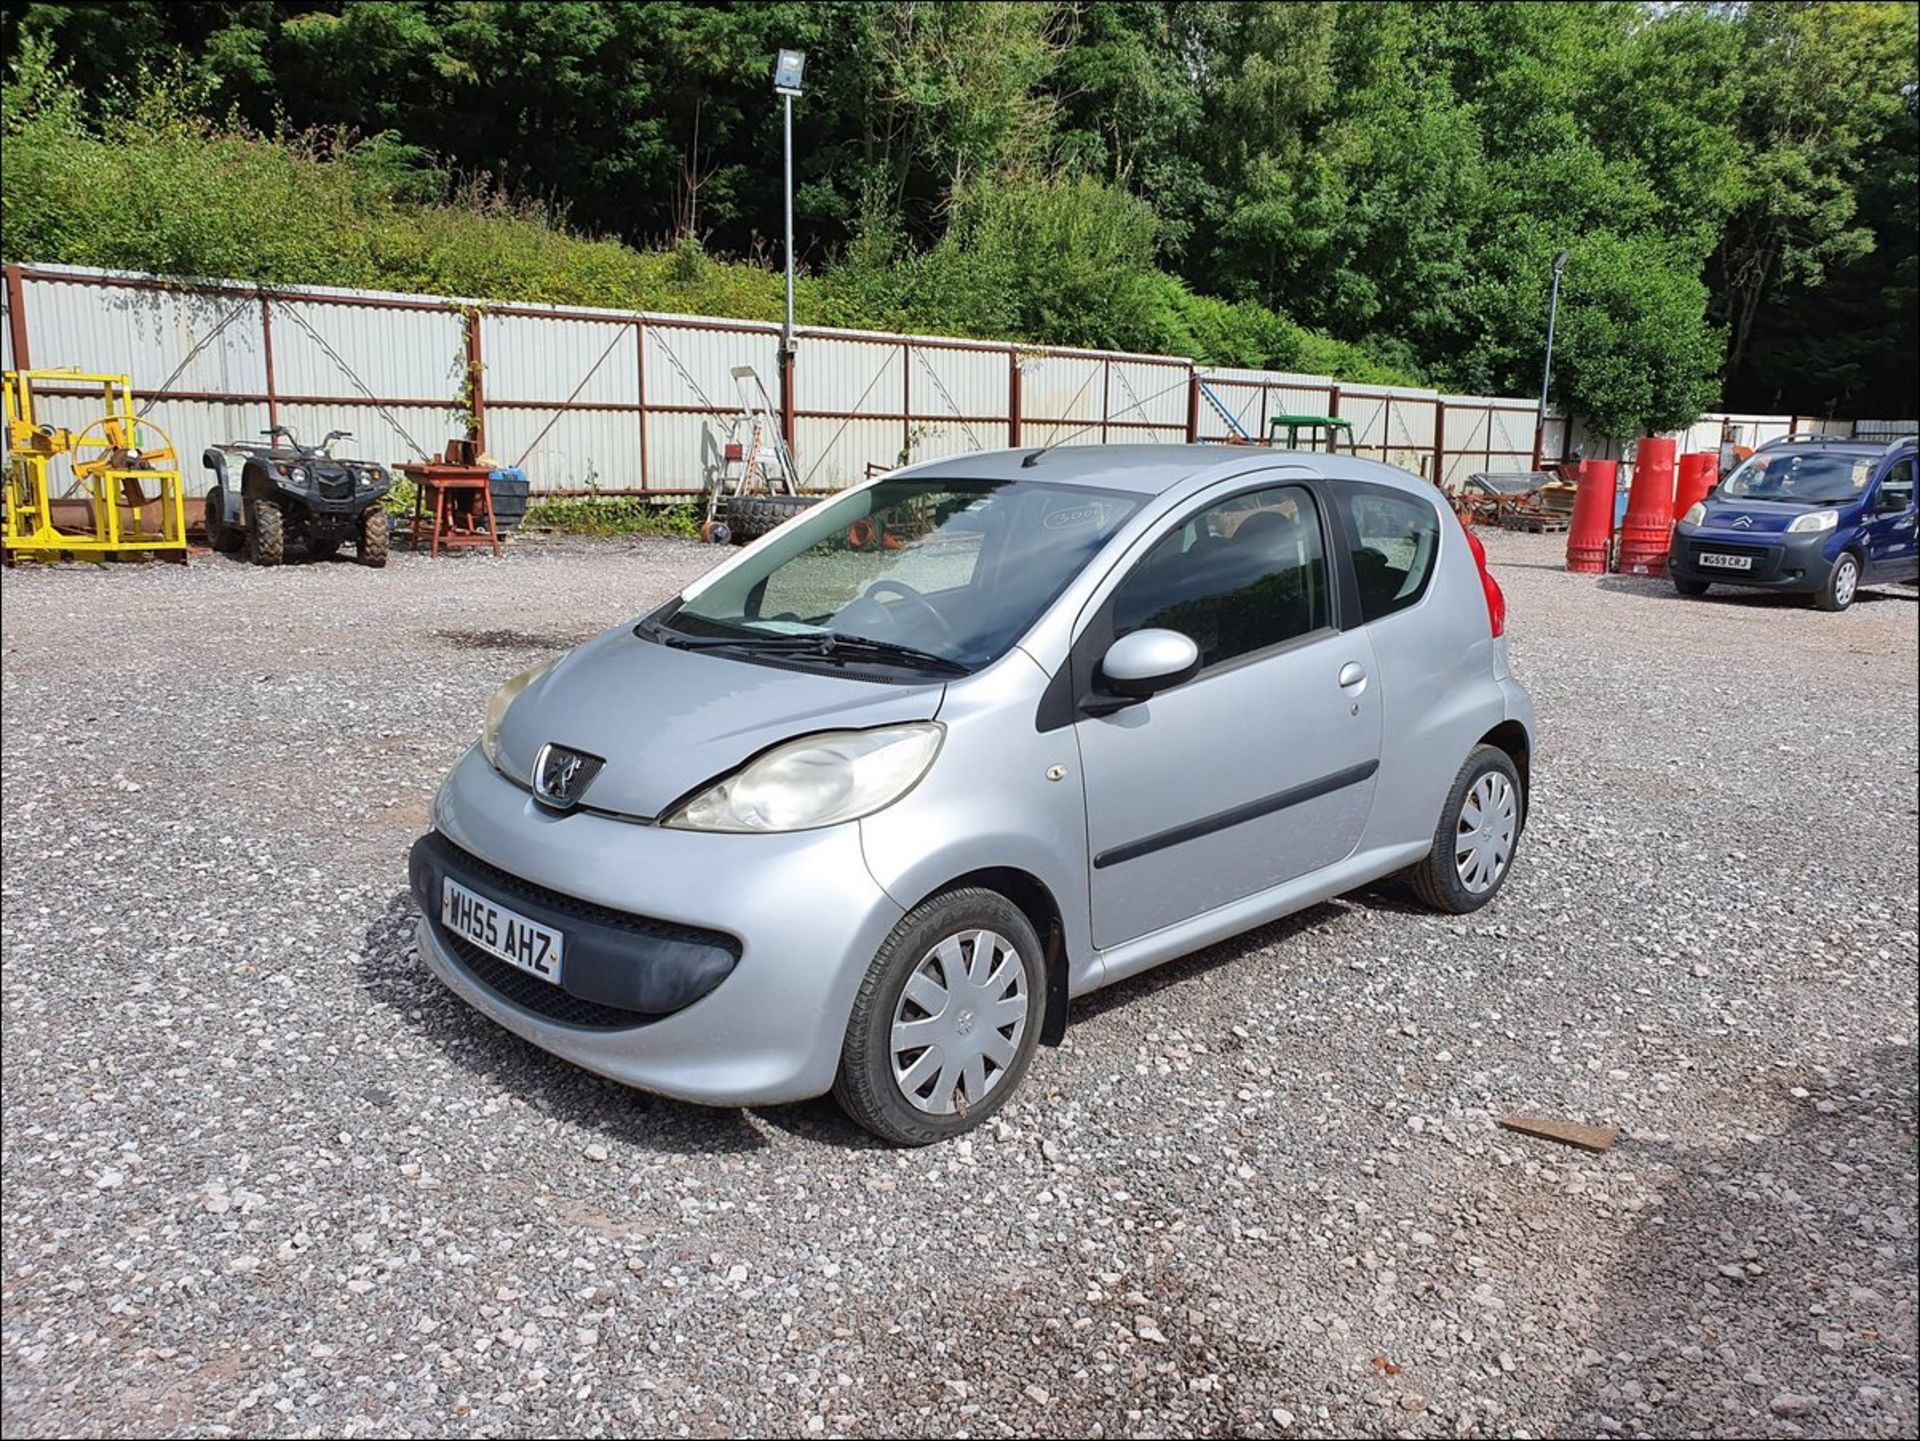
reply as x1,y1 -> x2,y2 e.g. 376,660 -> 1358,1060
1498,1114 -> 1619,1153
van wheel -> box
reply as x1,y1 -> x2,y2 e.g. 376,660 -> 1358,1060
1673,575 -> 1709,597
1815,552 -> 1860,612
834,889 -> 1045,1146
1411,744 -> 1523,915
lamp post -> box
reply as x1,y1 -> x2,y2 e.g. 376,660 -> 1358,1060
773,48 -> 806,451
1533,248 -> 1570,468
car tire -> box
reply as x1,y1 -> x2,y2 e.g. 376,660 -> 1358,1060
833,888 -> 1046,1146
357,506 -> 389,568
247,498 -> 284,567
1814,551 -> 1860,612
726,493 -> 814,543
1410,744 -> 1524,915
203,487 -> 242,552
1672,575 -> 1709,597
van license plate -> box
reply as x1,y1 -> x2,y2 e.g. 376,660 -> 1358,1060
441,877 -> 564,984
1699,552 -> 1754,570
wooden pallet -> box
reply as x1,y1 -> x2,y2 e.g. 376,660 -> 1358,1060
1499,510 -> 1570,533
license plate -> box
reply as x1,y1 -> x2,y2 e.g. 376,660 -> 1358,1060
440,877 -> 564,984
1699,552 -> 1755,571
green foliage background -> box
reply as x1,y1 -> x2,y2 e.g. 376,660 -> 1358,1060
3,1 -> 1915,435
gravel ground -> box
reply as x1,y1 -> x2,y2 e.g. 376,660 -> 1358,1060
3,529 -> 1915,1440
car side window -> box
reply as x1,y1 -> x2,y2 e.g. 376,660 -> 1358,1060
1109,484 -> 1329,670
1876,460 -> 1914,512
1345,487 -> 1442,621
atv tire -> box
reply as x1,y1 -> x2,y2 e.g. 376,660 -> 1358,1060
203,487 -> 243,552
357,506 -> 389,568
725,492 -> 815,543
247,498 -> 285,567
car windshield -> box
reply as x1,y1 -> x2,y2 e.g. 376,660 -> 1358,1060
659,477 -> 1142,673
1719,451 -> 1874,506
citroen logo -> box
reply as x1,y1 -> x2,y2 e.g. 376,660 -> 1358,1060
531,742 -> 605,810
1731,515 -> 1754,529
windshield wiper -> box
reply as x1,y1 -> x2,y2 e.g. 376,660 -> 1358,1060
639,619 -> 967,673
798,633 -> 971,674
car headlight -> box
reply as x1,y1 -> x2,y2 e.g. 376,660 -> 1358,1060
288,466 -> 308,485
665,723 -> 944,833
1680,502 -> 1706,526
480,657 -> 559,771
1787,509 -> 1838,533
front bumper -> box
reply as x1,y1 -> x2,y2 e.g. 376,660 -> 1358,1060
411,746 -> 906,1106
1669,526 -> 1837,593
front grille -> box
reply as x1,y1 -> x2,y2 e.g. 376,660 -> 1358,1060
1689,540 -> 1770,560
443,931 -> 655,1030
439,841 -> 741,958
318,475 -> 354,501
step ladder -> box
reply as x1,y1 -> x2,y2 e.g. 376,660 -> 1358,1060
1197,380 -> 1254,442
720,365 -> 798,494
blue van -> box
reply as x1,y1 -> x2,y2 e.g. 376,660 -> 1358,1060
1670,435 -> 1919,611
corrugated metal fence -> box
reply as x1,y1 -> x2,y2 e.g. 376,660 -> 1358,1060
7,262 -> 1900,504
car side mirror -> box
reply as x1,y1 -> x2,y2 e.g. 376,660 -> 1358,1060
1098,629 -> 1201,702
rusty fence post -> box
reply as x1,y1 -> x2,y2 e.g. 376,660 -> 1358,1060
4,264 -> 30,369
1009,348 -> 1023,448
260,296 -> 279,431
465,309 -> 485,451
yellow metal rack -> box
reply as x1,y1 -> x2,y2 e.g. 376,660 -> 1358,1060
3,369 -> 188,562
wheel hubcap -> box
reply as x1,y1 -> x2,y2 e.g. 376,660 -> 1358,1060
890,929 -> 1028,1116
1455,771 -> 1518,895
1835,560 -> 1857,606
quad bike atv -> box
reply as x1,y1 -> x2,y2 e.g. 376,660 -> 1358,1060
202,426 -> 392,567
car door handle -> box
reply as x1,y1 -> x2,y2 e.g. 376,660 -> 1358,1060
1338,662 -> 1368,690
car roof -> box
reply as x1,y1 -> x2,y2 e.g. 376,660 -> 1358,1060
1757,434 -> 1914,457
905,443 -> 1434,498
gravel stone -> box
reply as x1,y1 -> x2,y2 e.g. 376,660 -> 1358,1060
1,530 -> 1915,1438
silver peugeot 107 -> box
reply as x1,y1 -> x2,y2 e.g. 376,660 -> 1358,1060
410,445 -> 1533,1144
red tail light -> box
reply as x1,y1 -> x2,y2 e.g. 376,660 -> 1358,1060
1461,524 -> 1507,638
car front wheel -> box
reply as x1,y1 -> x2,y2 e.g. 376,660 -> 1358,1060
834,889 -> 1045,1145
1815,551 -> 1860,612
1411,744 -> 1524,914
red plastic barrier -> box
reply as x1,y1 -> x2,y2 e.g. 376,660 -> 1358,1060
1673,450 -> 1715,522
1618,436 -> 1677,577
1567,459 -> 1618,574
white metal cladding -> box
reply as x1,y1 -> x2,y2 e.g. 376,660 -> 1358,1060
144,399 -> 273,496
907,342 -> 1006,434
796,416 -> 901,490
1442,398 -> 1536,466
22,277 -> 269,394
799,337 -> 903,416
1854,418 -> 1918,437
275,401 -> 460,467
1105,359 -> 1188,432
645,323 -> 779,412
486,408 -> 643,490
645,412 -> 729,492
481,313 -> 639,407
1022,353 -> 1106,427
271,298 -> 461,402
908,419 -> 998,463
1193,378 -> 1265,441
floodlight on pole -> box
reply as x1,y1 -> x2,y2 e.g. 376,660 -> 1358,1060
773,49 -> 806,448
1533,249 -> 1571,467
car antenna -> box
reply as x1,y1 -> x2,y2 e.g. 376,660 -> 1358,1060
1020,447 -> 1049,468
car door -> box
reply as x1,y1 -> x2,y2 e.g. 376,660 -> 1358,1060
1071,478 -> 1383,950
1861,458 -> 1917,580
